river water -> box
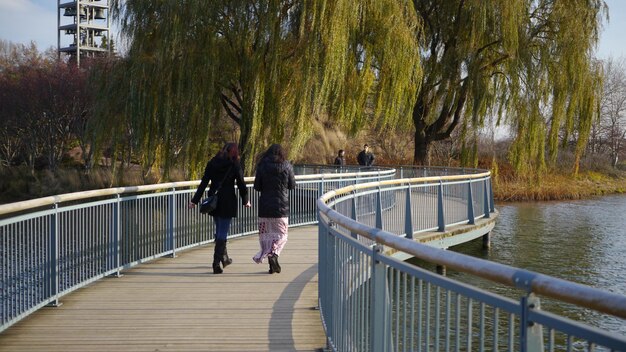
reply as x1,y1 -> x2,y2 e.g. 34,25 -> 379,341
417,194 -> 626,335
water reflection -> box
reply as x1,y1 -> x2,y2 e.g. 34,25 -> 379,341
409,194 -> 626,334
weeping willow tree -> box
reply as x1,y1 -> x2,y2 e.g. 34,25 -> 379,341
410,0 -> 606,176
96,0 -> 420,176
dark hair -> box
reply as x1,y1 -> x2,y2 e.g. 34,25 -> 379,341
217,142 -> 240,161
262,143 -> 287,163
364,144 -> 369,148
338,149 -> 344,155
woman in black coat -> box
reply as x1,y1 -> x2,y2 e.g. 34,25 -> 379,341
252,144 -> 296,274
189,143 -> 251,274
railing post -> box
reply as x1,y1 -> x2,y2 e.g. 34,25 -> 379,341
351,193 -> 358,239
489,177 -> 496,213
483,179 -> 491,218
317,177 -> 325,224
107,194 -> 122,277
167,187 -> 176,258
115,194 -> 122,276
47,203 -> 61,307
371,244 -> 390,352
437,181 -> 445,232
404,186 -> 413,239
318,213 -> 333,347
520,293 -> 544,352
467,181 -> 475,225
376,187 -> 383,230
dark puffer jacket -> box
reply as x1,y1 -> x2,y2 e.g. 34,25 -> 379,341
254,158 -> 296,218
191,156 -> 248,218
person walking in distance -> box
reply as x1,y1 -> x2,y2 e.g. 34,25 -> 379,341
357,144 -> 375,166
189,142 -> 251,274
334,149 -> 345,166
252,144 -> 296,274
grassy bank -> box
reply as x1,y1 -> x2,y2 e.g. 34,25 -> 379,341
493,170 -> 626,202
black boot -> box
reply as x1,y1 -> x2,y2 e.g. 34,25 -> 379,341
268,254 -> 281,274
212,243 -> 223,274
218,239 -> 233,268
212,261 -> 223,274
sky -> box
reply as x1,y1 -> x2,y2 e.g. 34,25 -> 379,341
0,0 -> 624,59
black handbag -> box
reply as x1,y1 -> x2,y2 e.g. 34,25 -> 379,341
199,166 -> 232,215
199,195 -> 219,214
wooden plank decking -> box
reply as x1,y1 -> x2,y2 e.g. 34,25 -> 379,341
0,226 -> 326,352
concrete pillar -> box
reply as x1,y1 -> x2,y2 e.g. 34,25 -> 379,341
482,232 -> 491,249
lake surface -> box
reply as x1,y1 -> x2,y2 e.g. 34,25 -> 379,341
415,194 -> 626,335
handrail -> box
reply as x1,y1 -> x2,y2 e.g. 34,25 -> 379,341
317,178 -> 626,320
0,168 -> 396,216
318,171 -> 492,195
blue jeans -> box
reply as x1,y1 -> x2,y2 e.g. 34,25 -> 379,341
214,216 -> 232,241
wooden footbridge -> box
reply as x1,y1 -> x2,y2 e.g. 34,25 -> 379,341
3,166 -> 625,351
0,226 -> 326,352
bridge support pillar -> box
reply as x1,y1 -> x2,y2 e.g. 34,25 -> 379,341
482,232 -> 491,249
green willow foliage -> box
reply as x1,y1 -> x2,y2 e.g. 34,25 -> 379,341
412,0 -> 606,175
98,0 -> 421,176
96,0 -> 605,178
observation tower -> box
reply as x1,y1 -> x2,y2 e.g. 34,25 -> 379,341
57,0 -> 111,66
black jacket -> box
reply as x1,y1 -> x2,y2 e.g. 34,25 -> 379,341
191,156 -> 249,218
254,158 -> 296,218
357,150 -> 375,166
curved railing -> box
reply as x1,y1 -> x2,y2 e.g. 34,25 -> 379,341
317,172 -> 626,351
0,165 -> 396,332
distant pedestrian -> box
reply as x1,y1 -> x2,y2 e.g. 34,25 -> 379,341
189,142 -> 251,274
252,144 -> 296,274
357,144 -> 375,166
334,149 -> 345,166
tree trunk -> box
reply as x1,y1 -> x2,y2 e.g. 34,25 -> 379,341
239,129 -> 252,175
413,129 -> 431,165
81,143 -> 94,170
238,106 -> 254,174
412,97 -> 430,165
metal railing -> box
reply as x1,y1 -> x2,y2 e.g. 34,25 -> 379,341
0,165 -> 395,332
317,172 -> 626,351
